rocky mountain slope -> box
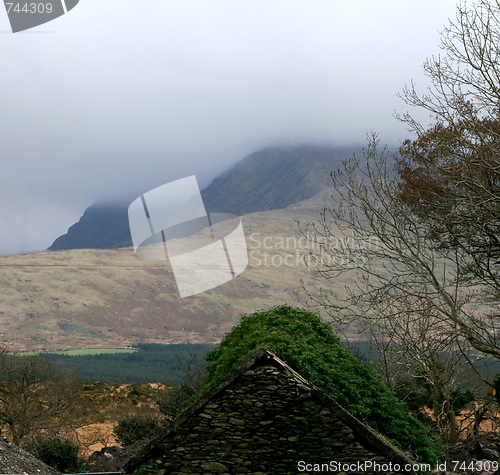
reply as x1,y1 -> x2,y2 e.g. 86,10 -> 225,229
201,145 -> 348,215
49,201 -> 132,250
0,436 -> 59,475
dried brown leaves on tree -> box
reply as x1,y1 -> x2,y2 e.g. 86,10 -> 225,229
397,0 -> 500,299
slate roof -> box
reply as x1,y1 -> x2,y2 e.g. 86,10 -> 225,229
125,347 -> 416,473
0,436 -> 60,475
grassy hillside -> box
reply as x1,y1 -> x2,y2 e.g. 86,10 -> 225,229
0,207 -> 354,351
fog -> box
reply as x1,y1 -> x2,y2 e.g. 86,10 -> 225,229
0,0 -> 459,255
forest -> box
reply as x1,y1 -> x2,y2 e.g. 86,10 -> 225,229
41,343 -> 216,384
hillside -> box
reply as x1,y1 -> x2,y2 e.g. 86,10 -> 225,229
48,145 -> 354,251
0,207 -> 363,352
2,144 -> 368,352
49,202 -> 133,250
201,145 -> 349,214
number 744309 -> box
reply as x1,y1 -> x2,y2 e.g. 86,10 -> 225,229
5,3 -> 53,14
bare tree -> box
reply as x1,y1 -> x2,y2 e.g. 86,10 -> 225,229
299,136 -> 500,441
398,0 -> 500,132
396,0 -> 500,301
299,0 -> 500,442
0,351 -> 91,446
156,351 -> 207,419
302,136 -> 500,354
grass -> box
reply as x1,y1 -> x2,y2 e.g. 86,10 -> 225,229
0,207 -> 332,353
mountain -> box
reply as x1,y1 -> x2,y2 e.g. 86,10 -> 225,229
49,202 -> 133,250
6,144 -> 364,351
48,145 -> 354,251
201,145 -> 346,214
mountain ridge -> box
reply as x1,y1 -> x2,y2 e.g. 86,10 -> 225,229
48,145 -> 356,251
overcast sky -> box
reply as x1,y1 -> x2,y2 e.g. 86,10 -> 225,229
0,0 -> 459,255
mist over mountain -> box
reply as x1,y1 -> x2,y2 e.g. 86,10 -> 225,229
48,145 -> 355,251
201,146 -> 345,214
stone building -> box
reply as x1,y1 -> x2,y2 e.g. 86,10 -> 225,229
125,347 -> 417,475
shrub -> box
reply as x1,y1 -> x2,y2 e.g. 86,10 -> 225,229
493,374 -> 500,403
32,437 -> 86,473
450,389 -> 475,414
203,305 -> 441,464
157,384 -> 197,418
113,415 -> 164,446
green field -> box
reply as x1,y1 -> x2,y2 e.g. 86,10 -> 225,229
19,348 -> 138,356
46,348 -> 138,356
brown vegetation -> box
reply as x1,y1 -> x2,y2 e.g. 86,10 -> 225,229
0,208 -> 332,352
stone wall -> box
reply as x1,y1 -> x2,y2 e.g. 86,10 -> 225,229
136,361 -> 408,475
